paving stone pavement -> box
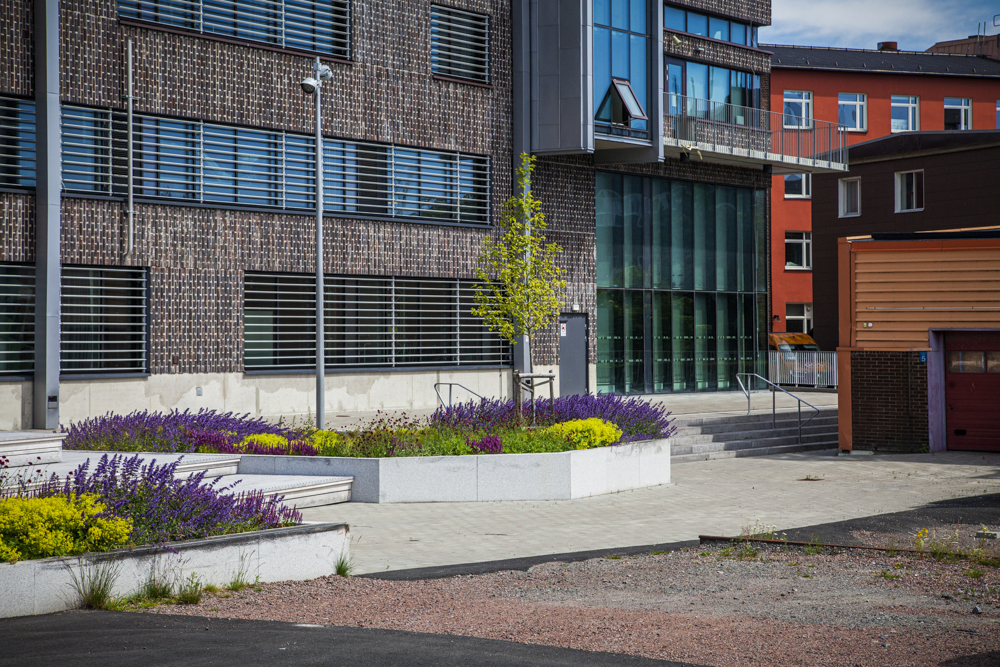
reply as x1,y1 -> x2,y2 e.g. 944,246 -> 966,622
302,450 -> 1000,575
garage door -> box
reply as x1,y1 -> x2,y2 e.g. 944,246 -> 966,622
946,332 -> 1000,451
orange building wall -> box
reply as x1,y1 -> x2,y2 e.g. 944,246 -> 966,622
769,67 -> 1000,339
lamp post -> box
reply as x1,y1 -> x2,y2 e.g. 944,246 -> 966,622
301,57 -> 332,429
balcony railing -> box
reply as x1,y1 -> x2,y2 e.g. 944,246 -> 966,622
663,94 -> 848,173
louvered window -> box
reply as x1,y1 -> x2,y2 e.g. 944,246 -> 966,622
0,264 -> 35,377
203,125 -> 282,206
118,0 -> 351,58
135,116 -> 200,200
244,272 -> 508,371
0,97 -> 36,189
61,266 -> 148,375
430,5 -> 490,83
61,107 -> 117,194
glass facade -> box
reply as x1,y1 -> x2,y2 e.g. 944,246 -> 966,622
596,172 -> 767,394
594,0 -> 648,137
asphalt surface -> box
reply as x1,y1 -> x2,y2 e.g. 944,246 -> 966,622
0,611 -> 701,667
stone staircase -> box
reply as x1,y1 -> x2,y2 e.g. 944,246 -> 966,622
0,433 -> 352,508
670,408 -> 839,463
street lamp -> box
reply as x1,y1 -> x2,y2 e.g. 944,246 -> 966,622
302,57 -> 332,429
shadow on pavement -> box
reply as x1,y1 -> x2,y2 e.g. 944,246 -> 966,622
0,610 -> 703,667
937,651 -> 1000,666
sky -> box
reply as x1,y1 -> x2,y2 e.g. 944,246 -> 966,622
760,0 -> 1000,51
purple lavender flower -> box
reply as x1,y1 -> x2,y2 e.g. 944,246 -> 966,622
466,434 -> 503,454
33,454 -> 300,545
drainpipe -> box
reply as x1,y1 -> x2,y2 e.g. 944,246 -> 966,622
125,38 -> 134,257
33,0 -> 61,429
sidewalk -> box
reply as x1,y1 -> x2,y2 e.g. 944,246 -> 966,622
302,450 -> 1000,575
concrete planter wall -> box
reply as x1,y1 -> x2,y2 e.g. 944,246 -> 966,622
238,438 -> 671,503
0,523 -> 349,619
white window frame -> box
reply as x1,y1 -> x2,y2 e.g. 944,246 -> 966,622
944,97 -> 972,130
783,90 -> 813,129
784,231 -> 812,270
837,93 -> 867,132
839,177 -> 861,218
785,303 -> 813,334
783,173 -> 811,199
894,170 -> 924,213
890,95 -> 919,133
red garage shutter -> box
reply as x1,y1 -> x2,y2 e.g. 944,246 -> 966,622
945,331 -> 1000,451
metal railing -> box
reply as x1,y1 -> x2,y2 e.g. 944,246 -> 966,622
735,373 -> 820,445
768,350 -> 838,388
663,94 -> 848,171
434,382 -> 484,407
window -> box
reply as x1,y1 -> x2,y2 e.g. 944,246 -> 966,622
117,0 -> 351,58
593,0 -> 648,137
838,93 -> 866,131
783,91 -> 812,128
784,232 -> 812,269
664,58 -> 761,113
948,351 -> 985,373
895,170 -> 924,213
595,172 -> 767,395
839,178 -> 860,217
244,273 -> 508,371
430,5 -> 490,84
944,97 -> 972,130
662,5 -> 755,48
0,263 -> 35,376
784,173 -> 810,199
890,95 -> 919,132
133,114 -> 491,224
61,106 -> 115,194
0,96 -> 36,188
61,266 -> 148,375
785,304 -> 813,334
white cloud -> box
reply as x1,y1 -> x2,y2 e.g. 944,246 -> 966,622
761,0 -> 994,51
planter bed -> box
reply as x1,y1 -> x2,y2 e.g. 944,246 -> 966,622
236,437 -> 671,503
0,522 -> 349,618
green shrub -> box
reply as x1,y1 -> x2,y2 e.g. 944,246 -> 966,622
542,418 -> 622,450
0,494 -> 133,563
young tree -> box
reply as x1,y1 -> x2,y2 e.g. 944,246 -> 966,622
472,153 -> 566,372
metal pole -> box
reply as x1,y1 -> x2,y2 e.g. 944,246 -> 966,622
126,38 -> 134,257
772,385 -> 775,429
314,56 -> 325,430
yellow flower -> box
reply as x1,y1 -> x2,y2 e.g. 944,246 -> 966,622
542,418 -> 623,450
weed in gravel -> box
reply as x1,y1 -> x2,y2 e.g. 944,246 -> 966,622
69,558 -> 122,611
335,553 -> 354,577
877,570 -> 902,580
718,547 -> 734,558
698,551 -> 711,556
803,537 -> 824,556
649,550 -> 666,556
740,520 -> 780,540
737,545 -> 759,560
605,555 -> 623,560
176,574 -> 204,605
965,568 -> 984,579
788,562 -> 800,567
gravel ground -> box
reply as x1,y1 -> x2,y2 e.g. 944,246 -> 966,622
147,533 -> 1000,667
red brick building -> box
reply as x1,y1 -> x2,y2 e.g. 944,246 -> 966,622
765,44 -> 1000,344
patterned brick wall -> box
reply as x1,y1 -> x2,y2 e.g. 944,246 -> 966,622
668,0 -> 771,27
850,351 -> 930,453
0,0 -> 32,97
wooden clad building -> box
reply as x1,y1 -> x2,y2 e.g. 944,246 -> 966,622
813,131 -> 1000,453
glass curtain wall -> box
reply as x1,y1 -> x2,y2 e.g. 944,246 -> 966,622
596,172 -> 767,394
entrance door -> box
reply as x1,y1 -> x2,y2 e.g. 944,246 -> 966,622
559,314 -> 588,396
946,331 -> 1000,451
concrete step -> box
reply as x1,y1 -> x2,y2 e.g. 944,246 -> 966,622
221,474 -> 352,508
670,431 -> 839,457
0,431 -> 66,467
669,422 -> 838,445
671,415 -> 838,437
173,455 -> 241,479
672,441 -> 839,463
675,408 -> 838,429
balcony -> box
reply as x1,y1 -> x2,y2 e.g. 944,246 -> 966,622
663,95 -> 848,174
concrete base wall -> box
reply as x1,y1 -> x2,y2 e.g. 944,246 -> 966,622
0,523 -> 349,618
0,369 -> 512,429
237,438 -> 671,503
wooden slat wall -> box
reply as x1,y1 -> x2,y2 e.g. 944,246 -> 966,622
853,247 -> 1000,349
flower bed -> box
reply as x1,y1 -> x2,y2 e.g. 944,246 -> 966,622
63,395 -> 675,460
0,454 -> 300,564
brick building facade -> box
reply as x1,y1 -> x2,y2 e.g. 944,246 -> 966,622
1,0 -> 814,429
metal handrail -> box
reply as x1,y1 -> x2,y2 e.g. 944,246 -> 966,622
433,382 -> 484,408
735,373 -> 820,445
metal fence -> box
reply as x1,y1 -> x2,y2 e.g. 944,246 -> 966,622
768,350 -> 838,388
663,94 -> 848,171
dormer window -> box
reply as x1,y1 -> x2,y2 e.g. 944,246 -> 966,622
596,78 -> 648,126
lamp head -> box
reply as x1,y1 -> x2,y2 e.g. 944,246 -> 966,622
317,64 -> 333,82
300,77 -> 319,95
